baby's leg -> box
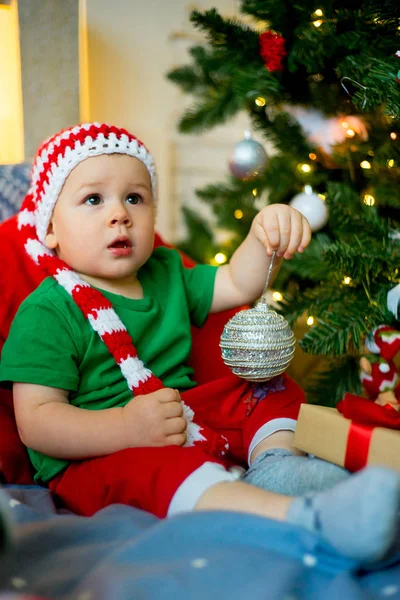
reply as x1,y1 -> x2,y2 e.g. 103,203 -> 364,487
244,440 -> 350,496
49,445 -> 400,562
243,378 -> 349,494
47,445 -> 241,518
196,466 -> 400,563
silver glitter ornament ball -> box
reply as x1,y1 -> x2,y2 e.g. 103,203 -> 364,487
220,301 -> 296,382
229,132 -> 269,180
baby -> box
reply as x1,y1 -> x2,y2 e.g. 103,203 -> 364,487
0,123 -> 399,563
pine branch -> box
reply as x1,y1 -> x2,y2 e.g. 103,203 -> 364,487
304,357 -> 362,406
299,314 -> 367,357
299,288 -> 391,356
251,110 -> 314,156
322,240 -> 394,281
177,207 -> 215,264
178,87 -> 244,133
279,235 -> 331,281
190,9 -> 259,56
281,283 -> 344,326
362,0 -> 400,27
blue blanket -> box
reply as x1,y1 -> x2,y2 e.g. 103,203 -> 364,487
0,485 -> 399,600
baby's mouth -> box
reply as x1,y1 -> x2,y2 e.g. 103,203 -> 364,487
110,241 -> 129,249
108,238 -> 133,249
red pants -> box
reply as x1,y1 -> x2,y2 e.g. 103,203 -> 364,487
48,374 -> 304,518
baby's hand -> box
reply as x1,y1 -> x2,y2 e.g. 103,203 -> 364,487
123,388 -> 187,448
252,204 -> 312,259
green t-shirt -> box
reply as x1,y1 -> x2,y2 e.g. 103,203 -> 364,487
0,247 -> 217,483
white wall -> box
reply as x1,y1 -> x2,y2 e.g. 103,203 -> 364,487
85,0 -> 270,242
18,0 -> 79,158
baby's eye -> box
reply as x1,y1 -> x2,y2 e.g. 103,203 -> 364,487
84,194 -> 102,206
126,193 -> 142,205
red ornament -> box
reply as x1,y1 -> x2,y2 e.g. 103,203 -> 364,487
259,31 -> 287,72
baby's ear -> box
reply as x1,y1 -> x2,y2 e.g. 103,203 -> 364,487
45,219 -> 58,249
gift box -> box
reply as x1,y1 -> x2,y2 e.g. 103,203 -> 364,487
293,399 -> 400,472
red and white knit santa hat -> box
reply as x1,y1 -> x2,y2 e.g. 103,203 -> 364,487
365,325 -> 400,361
18,122 -> 228,457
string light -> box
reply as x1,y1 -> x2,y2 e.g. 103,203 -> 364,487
234,209 -> 243,219
299,163 -> 312,173
387,159 -> 395,168
214,253 -> 227,265
314,9 -> 324,17
360,160 -> 372,169
318,193 -> 326,200
313,19 -> 323,27
342,276 -> 352,285
346,129 -> 355,138
390,132 -> 398,140
341,121 -> 349,129
307,316 -> 315,326
272,291 -> 283,301
252,188 -> 258,196
363,194 -> 375,206
255,97 -> 266,107
309,152 -> 317,160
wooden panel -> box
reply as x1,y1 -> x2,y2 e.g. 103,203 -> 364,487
18,0 -> 79,158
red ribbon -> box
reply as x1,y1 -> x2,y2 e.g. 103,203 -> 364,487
344,421 -> 374,471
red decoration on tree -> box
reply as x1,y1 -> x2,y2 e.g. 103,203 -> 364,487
259,31 -> 287,72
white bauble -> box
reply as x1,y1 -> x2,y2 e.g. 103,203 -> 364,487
290,186 -> 329,232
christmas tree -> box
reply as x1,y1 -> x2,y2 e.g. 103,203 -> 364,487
168,0 -> 400,405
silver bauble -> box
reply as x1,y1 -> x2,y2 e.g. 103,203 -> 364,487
229,134 -> 269,180
220,301 -> 296,382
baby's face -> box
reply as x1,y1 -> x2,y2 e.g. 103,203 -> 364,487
45,154 -> 155,287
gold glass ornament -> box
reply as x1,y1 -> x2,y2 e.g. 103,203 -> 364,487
220,253 -> 296,381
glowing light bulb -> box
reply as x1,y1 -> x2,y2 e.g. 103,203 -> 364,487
309,152 -> 317,160
318,193 -> 326,200
299,163 -> 312,173
272,291 -> 283,302
363,194 -> 375,206
390,132 -> 397,140
346,129 -> 355,138
314,9 -> 323,17
255,97 -> 266,107
387,159 -> 395,168
252,188 -> 258,196
313,19 -> 323,27
342,276 -> 352,285
307,316 -> 315,326
341,121 -> 349,129
360,160 -> 372,169
214,253 -> 227,265
234,209 -> 243,219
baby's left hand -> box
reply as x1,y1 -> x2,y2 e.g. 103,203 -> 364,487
252,204 -> 312,259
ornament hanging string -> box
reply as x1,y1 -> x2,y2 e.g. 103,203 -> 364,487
260,251 -> 277,303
